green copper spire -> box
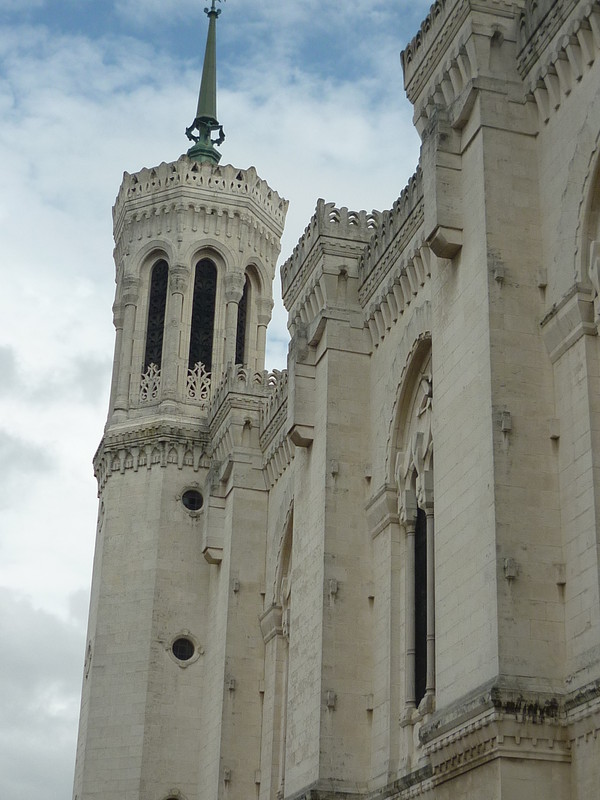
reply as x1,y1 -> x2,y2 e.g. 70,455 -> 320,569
186,0 -> 226,164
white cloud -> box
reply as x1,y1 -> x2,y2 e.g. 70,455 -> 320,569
0,590 -> 84,800
115,0 -> 203,26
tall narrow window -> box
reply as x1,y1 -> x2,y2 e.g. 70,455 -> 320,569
144,260 -> 168,370
189,259 -> 217,373
235,277 -> 249,366
414,507 -> 428,707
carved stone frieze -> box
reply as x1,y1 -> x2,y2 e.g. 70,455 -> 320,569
94,422 -> 211,489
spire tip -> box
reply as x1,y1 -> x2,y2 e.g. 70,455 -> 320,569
187,0 -> 226,165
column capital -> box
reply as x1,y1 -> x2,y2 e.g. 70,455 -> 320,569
399,488 -> 418,528
169,264 -> 190,295
417,469 -> 434,512
224,271 -> 245,304
122,275 -> 140,305
257,296 -> 274,327
112,301 -> 125,328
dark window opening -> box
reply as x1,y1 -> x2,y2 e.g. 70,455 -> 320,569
235,277 -> 249,366
189,259 -> 217,373
182,489 -> 203,511
172,637 -> 195,661
144,260 -> 168,370
414,507 -> 427,706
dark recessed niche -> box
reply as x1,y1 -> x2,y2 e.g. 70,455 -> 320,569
172,637 -> 195,661
182,489 -> 203,511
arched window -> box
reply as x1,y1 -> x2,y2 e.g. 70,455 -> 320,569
235,276 -> 249,366
414,507 -> 428,706
189,259 -> 217,373
143,259 -> 168,371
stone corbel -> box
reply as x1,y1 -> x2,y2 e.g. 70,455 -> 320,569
286,360 -> 315,447
259,603 -> 283,644
286,324 -> 315,447
422,120 -> 463,259
202,488 -> 225,565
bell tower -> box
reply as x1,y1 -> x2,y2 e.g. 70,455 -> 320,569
73,3 -> 288,797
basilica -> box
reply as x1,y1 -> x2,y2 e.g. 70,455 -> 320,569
73,1 -> 600,798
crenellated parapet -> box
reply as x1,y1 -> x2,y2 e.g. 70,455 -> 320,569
115,157 -> 287,232
401,1 -> 526,135
205,365 -> 286,458
260,370 -> 289,439
359,169 -> 424,305
281,199 -> 380,313
258,371 -> 295,487
113,157 -> 288,274
517,0 -> 600,123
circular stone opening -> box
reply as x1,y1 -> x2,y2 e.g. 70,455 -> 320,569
172,637 -> 195,662
182,489 -> 203,511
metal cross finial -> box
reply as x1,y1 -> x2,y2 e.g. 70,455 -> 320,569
205,0 -> 224,17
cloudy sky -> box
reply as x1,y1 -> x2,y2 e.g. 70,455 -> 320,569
0,1 -> 430,797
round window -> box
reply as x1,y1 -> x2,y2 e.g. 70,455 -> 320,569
172,637 -> 195,661
182,489 -> 203,511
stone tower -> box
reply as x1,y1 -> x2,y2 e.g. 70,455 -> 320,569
75,1 -> 600,799
72,4 -> 288,797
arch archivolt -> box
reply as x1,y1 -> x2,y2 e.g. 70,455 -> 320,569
579,139 -> 600,322
271,493 -> 294,608
383,319 -> 432,488
185,238 -> 235,271
564,89 -> 600,286
394,345 -> 433,520
133,242 -> 174,283
242,259 -> 268,294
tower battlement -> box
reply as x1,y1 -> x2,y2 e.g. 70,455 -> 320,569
281,199 -> 380,309
359,168 -> 423,303
113,157 -> 288,239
